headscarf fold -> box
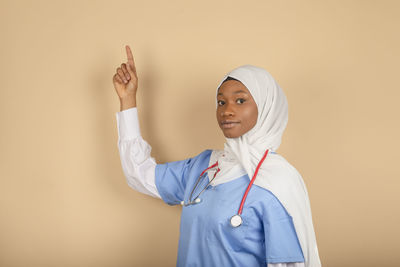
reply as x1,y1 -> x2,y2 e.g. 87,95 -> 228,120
215,65 -> 321,267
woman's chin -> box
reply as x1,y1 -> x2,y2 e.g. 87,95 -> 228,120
222,130 -> 240,139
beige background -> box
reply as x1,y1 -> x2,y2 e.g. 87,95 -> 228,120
1,0 -> 399,266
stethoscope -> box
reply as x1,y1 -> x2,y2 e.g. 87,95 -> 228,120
180,149 -> 270,228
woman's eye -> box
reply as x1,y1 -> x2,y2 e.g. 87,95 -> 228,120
217,100 -> 225,106
236,98 -> 245,104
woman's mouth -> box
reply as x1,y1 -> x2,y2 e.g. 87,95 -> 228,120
221,121 -> 240,129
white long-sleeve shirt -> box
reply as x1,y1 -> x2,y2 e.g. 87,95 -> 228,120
115,107 -> 305,267
116,107 -> 160,198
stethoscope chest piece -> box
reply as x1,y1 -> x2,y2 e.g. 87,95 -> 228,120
230,214 -> 242,227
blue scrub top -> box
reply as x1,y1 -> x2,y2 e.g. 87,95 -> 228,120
155,149 -> 304,267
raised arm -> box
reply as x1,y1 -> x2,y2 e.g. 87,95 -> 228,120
113,45 -> 160,199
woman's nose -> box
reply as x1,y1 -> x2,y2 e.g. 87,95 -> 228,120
221,103 -> 235,117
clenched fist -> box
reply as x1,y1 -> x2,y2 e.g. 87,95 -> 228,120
113,45 -> 138,110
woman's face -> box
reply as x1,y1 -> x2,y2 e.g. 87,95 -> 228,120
216,80 -> 258,138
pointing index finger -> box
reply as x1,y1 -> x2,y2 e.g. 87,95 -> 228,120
125,45 -> 137,75
125,45 -> 135,67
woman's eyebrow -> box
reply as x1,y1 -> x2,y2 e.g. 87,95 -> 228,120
217,90 -> 248,96
233,90 -> 248,94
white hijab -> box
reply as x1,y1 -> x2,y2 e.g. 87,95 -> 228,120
214,65 -> 321,267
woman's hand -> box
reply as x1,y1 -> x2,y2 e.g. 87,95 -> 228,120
113,45 -> 138,110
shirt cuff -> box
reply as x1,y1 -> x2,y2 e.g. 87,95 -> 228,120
115,107 -> 141,141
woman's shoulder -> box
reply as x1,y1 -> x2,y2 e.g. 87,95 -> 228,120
182,149 -> 214,166
163,149 -> 225,168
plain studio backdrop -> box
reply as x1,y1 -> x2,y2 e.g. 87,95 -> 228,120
1,0 -> 399,266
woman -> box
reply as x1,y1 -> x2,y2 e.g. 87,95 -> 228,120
113,45 -> 321,267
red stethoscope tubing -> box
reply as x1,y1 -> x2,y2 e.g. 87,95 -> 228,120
193,148 -> 269,224
237,148 -> 269,215
199,162 -> 219,178
200,148 -> 269,213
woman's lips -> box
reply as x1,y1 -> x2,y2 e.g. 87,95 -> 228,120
221,121 -> 240,129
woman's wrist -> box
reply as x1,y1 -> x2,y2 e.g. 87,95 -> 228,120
120,96 -> 137,111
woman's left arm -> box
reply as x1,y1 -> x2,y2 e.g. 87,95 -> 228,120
263,196 -> 305,265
